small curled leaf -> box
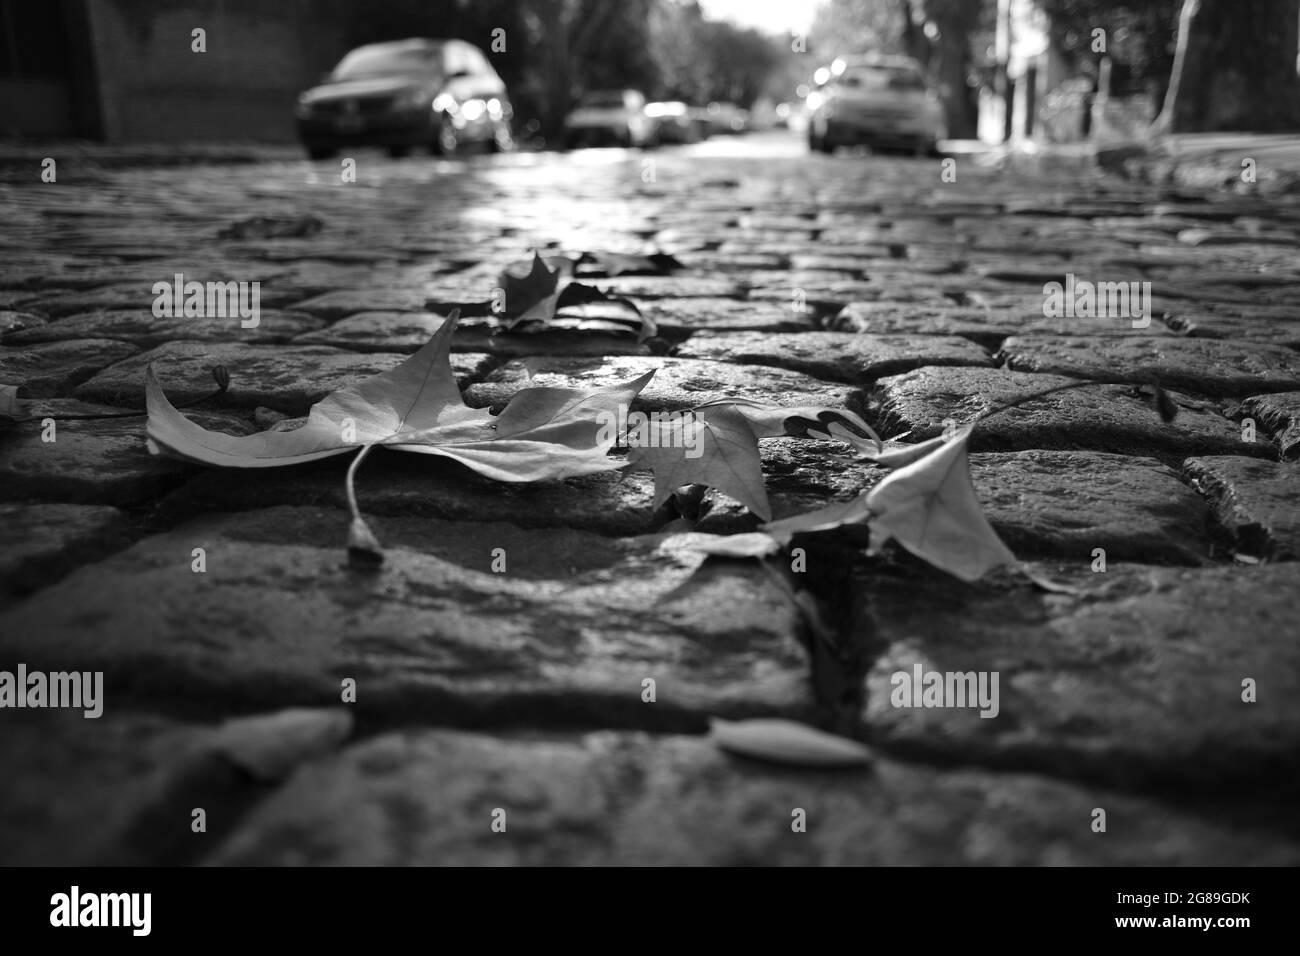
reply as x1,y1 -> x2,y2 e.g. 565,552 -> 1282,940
709,717 -> 872,768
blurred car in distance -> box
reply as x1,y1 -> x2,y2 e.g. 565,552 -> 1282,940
294,38 -> 512,159
745,99 -> 786,131
645,101 -> 702,143
704,101 -> 749,134
563,90 -> 655,147
806,55 -> 945,155
687,105 -> 714,139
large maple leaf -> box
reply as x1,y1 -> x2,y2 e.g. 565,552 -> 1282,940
145,311 -> 652,482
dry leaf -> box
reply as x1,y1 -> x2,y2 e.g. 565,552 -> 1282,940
709,717 -> 872,768
211,708 -> 353,782
147,311 -> 653,482
865,426 -> 1016,581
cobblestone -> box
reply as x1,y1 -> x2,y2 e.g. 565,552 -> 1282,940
0,339 -> 139,396
674,331 -> 991,384
75,342 -> 494,412
0,507 -> 811,727
465,356 -> 863,413
861,562 -> 1300,788
2,138 -> 1297,865
871,367 -> 1263,463
999,335 -> 1300,397
1183,456 -> 1300,559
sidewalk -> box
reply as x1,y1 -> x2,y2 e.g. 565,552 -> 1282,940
974,132 -> 1300,192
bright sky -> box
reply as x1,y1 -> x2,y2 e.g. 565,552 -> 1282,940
697,0 -> 818,36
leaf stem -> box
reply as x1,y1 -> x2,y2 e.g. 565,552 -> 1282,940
345,443 -> 374,523
345,443 -> 384,567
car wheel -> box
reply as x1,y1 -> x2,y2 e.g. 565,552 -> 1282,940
432,115 -> 459,156
387,145 -> 411,159
306,145 -> 336,160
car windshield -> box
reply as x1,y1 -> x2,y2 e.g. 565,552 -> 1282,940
838,66 -> 926,92
582,92 -> 628,108
332,45 -> 441,80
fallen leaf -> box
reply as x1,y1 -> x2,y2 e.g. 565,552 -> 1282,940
147,310 -> 654,481
861,435 -> 947,468
656,531 -> 782,558
865,426 -> 1016,582
709,717 -> 872,768
557,282 -> 655,341
388,371 -> 655,481
211,708 -> 353,782
696,397 -> 880,453
627,404 -> 771,519
499,252 -> 571,322
497,254 -> 656,341
627,400 -> 879,522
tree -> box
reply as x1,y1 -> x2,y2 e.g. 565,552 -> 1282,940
899,0 -> 992,138
1035,0 -> 1181,107
1155,0 -> 1300,132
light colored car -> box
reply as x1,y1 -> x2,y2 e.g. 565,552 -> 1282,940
563,89 -> 654,147
294,38 -> 512,159
807,55 -> 945,155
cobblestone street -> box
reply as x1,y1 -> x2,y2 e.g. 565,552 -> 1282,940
1,130 -> 1298,865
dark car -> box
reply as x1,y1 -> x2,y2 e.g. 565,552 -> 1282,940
294,38 -> 512,159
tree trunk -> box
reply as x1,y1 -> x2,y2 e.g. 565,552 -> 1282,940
899,0 -> 980,138
1155,0 -> 1300,132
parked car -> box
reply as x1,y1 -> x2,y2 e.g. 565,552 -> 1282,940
687,105 -> 714,139
294,38 -> 513,159
704,101 -> 749,135
645,101 -> 701,143
807,55 -> 945,155
563,89 -> 655,147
